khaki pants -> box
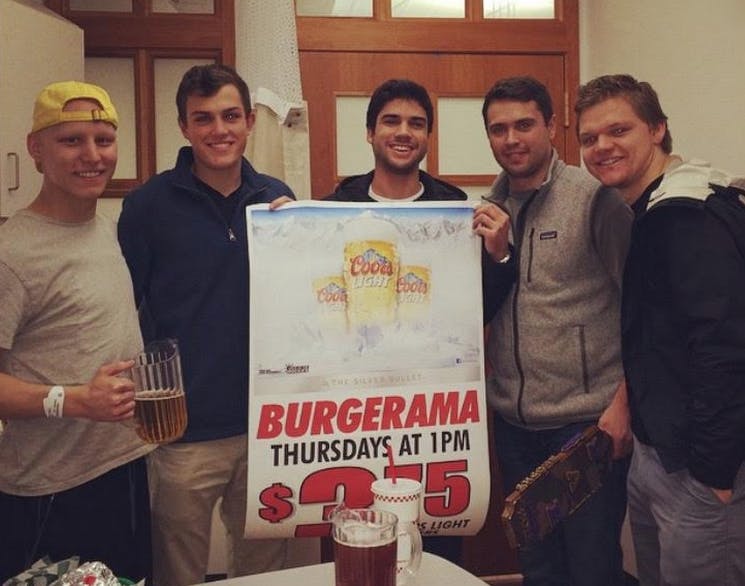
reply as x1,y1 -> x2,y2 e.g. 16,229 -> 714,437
148,435 -> 287,586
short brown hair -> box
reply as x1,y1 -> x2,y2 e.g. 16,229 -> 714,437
176,64 -> 251,123
366,79 -> 434,133
482,76 -> 554,128
575,74 -> 672,153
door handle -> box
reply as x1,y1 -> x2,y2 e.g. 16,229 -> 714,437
7,152 -> 20,191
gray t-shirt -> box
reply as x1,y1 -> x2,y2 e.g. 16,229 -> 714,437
0,210 -> 152,496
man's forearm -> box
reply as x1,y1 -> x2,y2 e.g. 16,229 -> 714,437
0,372 -> 59,419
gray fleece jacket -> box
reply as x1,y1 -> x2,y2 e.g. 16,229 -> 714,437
485,154 -> 631,429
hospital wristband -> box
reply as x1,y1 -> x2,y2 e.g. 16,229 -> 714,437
43,385 -> 65,418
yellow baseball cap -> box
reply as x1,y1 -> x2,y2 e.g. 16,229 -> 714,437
31,81 -> 119,133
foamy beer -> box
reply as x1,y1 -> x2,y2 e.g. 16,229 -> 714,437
396,263 -> 431,327
331,507 -> 398,586
343,215 -> 400,331
312,274 -> 348,333
131,339 -> 187,444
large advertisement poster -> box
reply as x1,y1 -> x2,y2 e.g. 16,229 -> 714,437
244,201 -> 490,539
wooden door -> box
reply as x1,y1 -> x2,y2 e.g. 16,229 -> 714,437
301,51 -> 568,198
297,3 -> 579,575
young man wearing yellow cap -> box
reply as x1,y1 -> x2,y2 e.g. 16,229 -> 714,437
0,81 -> 152,581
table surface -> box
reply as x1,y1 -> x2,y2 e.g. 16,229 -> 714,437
193,552 -> 487,586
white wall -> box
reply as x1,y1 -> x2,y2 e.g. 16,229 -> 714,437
579,0 -> 745,175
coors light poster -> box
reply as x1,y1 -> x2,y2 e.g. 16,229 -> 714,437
244,201 -> 490,539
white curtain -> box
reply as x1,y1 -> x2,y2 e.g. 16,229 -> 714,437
235,0 -> 311,199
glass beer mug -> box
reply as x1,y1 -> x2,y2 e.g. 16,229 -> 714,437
130,338 -> 187,444
330,506 -> 398,586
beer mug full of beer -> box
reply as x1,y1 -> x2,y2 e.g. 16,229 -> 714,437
131,339 -> 187,444
331,506 -> 398,586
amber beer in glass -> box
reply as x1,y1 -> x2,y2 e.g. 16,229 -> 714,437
131,339 -> 187,444
332,508 -> 398,586
396,263 -> 431,327
342,216 -> 400,335
312,274 -> 348,334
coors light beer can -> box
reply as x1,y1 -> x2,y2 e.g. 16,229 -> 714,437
312,274 -> 348,334
342,215 -> 400,334
396,262 -> 431,327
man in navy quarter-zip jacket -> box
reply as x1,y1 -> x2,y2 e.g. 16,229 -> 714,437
118,64 -> 294,586
482,76 -> 633,586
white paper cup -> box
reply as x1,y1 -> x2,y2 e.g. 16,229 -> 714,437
371,478 -> 422,523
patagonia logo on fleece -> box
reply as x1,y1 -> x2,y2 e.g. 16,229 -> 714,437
539,230 -> 557,240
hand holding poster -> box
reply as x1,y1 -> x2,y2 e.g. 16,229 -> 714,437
245,201 -> 490,539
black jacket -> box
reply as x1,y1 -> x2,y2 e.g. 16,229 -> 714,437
623,178 -> 745,489
325,170 -> 515,323
325,170 -> 468,202
118,147 -> 295,442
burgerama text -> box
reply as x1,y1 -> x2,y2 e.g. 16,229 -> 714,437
256,389 -> 479,439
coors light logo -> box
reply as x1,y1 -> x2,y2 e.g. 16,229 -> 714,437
350,248 -> 395,278
397,264 -> 431,325
312,275 -> 348,333
343,236 -> 400,329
